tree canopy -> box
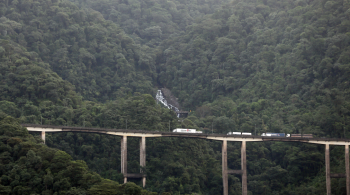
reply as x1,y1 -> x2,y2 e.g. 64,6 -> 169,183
0,0 -> 350,193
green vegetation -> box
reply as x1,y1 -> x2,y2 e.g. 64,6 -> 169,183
156,0 -> 350,138
0,115 -> 155,194
0,0 -> 154,102
0,0 -> 350,193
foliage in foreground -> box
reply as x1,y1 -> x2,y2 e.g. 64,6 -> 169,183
0,114 -> 156,195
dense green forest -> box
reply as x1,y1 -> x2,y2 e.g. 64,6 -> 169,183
0,115 -> 156,195
1,0 -> 350,193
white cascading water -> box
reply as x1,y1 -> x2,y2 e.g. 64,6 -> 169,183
156,90 -> 180,117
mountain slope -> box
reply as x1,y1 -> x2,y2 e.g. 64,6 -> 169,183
155,0 -> 350,138
0,0 -> 350,194
1,0 -> 154,102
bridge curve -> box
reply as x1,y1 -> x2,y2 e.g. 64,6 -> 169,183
22,124 -> 350,145
22,124 -> 350,195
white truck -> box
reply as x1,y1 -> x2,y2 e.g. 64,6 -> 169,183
172,128 -> 202,133
227,132 -> 252,135
261,133 -> 290,137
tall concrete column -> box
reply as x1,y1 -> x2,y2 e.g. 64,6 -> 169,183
346,145 -> 349,195
41,131 -> 45,144
222,140 -> 228,195
121,136 -> 127,183
241,141 -> 247,195
326,144 -> 331,195
140,136 -> 146,187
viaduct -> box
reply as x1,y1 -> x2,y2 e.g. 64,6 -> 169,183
22,124 -> 350,195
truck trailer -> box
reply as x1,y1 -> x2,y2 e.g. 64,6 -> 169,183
261,133 -> 290,137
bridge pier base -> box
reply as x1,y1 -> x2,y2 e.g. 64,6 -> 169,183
222,140 -> 228,195
41,131 -> 45,143
346,145 -> 349,195
222,140 -> 248,195
325,144 -> 332,195
241,141 -> 247,195
140,136 -> 146,187
121,136 -> 127,183
325,144 -> 331,195
324,144 -> 350,194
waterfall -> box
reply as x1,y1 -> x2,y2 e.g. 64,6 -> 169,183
156,90 -> 180,117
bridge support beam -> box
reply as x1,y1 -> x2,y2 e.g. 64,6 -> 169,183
222,140 -> 248,195
121,136 -> 127,183
346,145 -> 350,195
140,136 -> 146,187
326,144 -> 331,195
241,141 -> 247,195
222,140 -> 228,195
41,131 -> 45,144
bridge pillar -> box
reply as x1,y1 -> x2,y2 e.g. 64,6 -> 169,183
121,136 -> 127,183
325,144 -> 331,195
140,136 -> 146,187
346,145 -> 350,195
222,140 -> 228,195
241,141 -> 247,195
41,131 -> 45,144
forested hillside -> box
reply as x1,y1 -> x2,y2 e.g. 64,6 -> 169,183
0,115 -> 156,195
155,0 -> 350,138
0,0 -> 350,194
1,0 -> 155,102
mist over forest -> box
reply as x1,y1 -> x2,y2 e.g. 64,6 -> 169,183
0,0 -> 350,194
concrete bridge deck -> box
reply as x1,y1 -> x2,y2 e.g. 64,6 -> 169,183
23,124 -> 350,145
22,124 -> 350,195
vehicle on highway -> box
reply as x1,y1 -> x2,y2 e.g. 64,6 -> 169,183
290,134 -> 313,138
261,133 -> 291,137
227,132 -> 252,135
260,133 -> 314,138
172,128 -> 202,133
